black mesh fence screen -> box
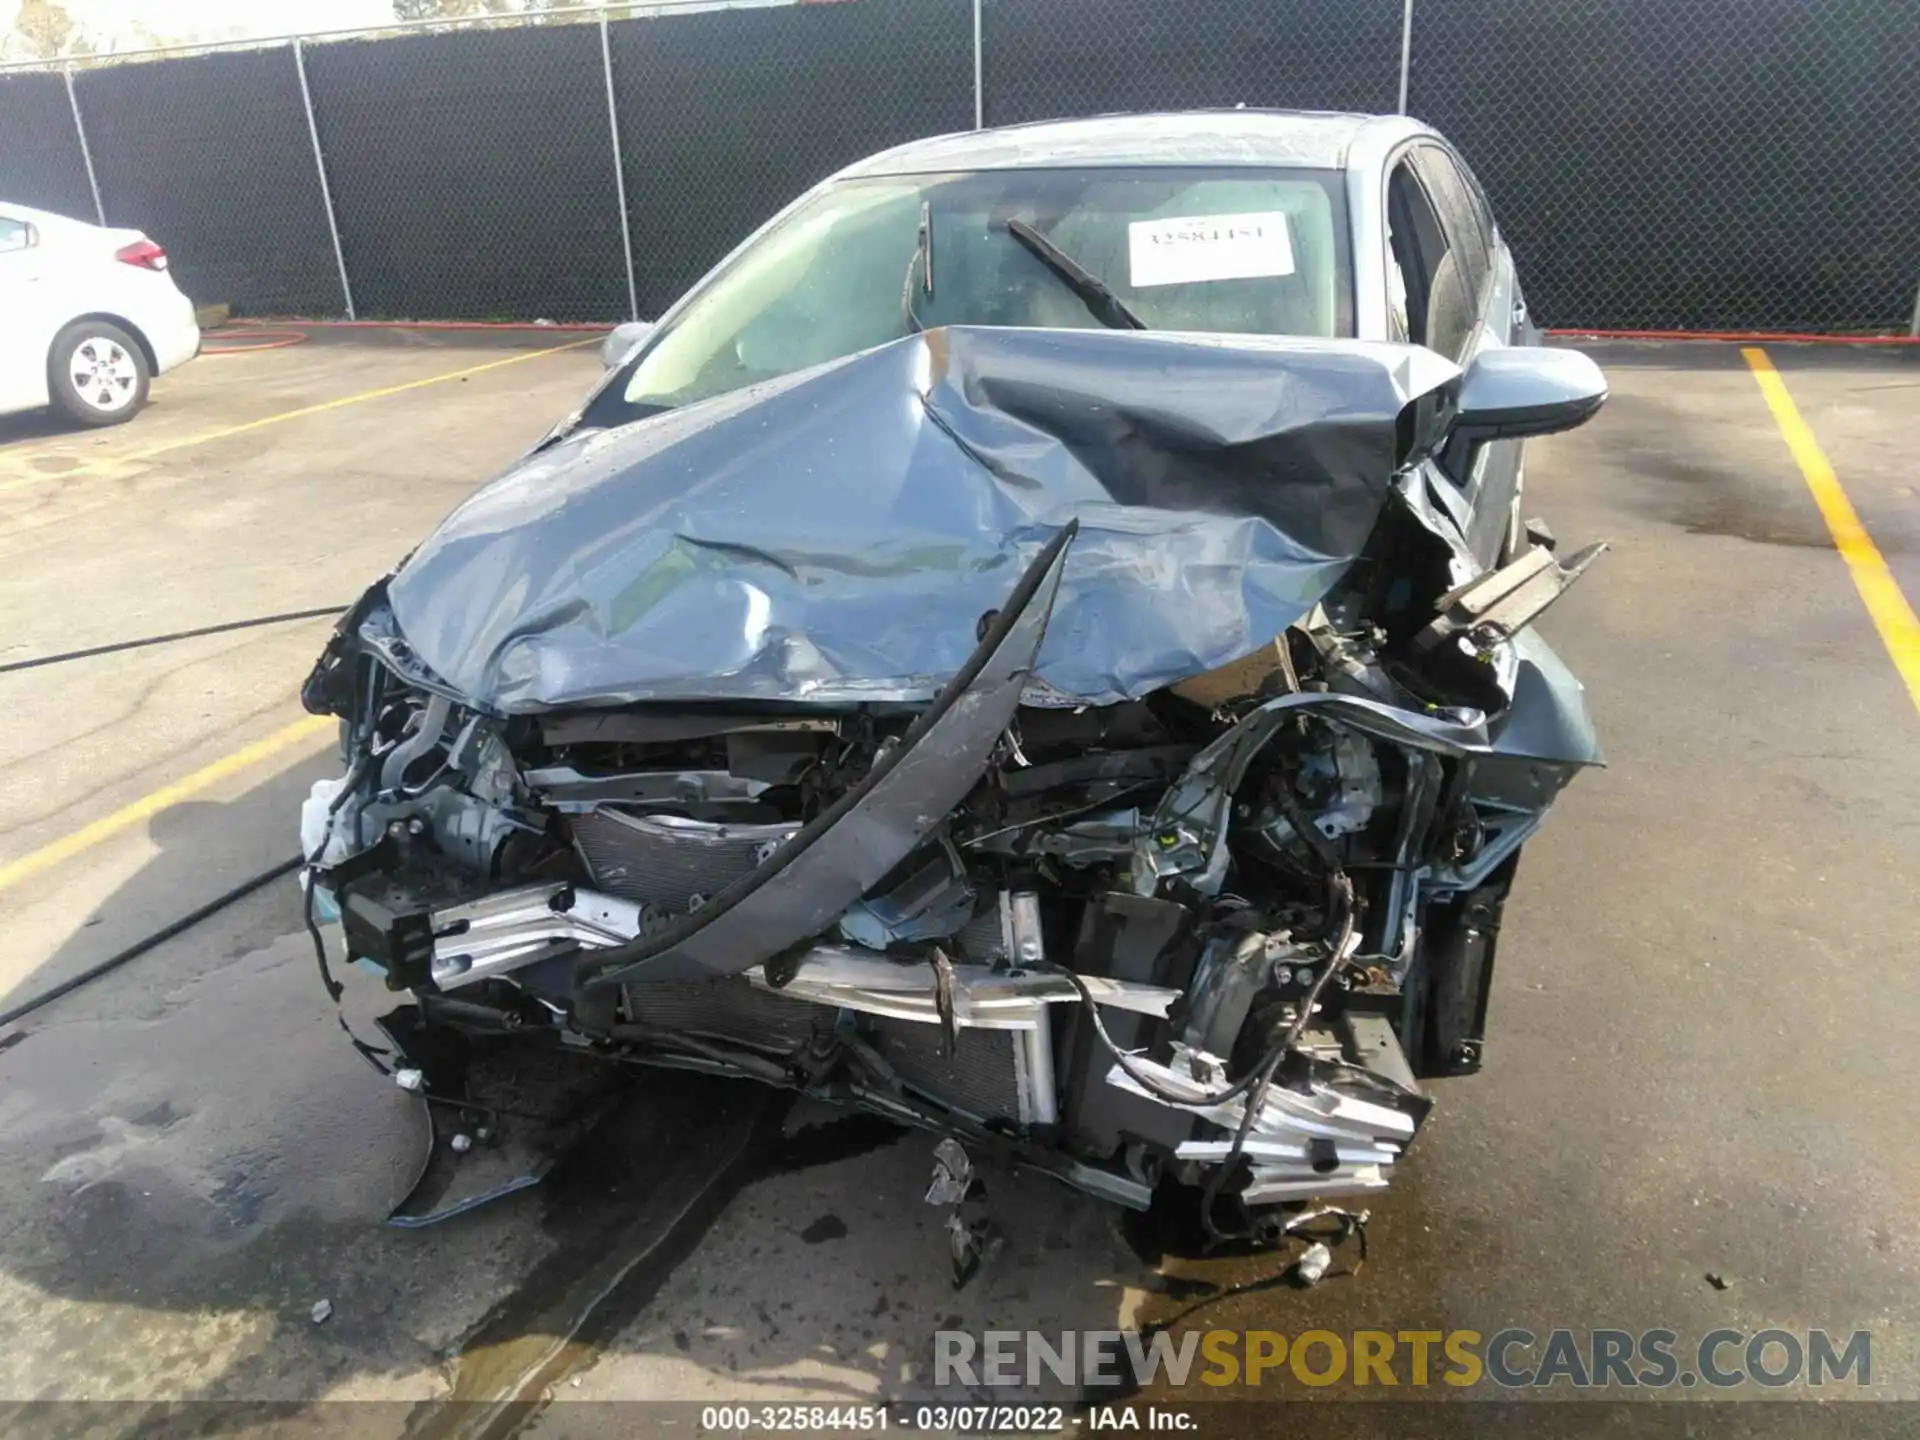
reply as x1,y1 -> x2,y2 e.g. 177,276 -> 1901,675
3,0 -> 1915,333
305,24 -> 627,322
610,0 -> 974,320
1407,0 -> 1920,333
980,0 -> 1403,126
0,70 -> 97,221
72,47 -> 341,315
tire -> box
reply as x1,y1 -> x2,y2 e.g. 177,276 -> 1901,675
48,320 -> 150,427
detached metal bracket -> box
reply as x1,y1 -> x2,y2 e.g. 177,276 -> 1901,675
1414,541 -> 1607,656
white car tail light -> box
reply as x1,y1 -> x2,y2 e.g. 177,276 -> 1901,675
115,238 -> 169,271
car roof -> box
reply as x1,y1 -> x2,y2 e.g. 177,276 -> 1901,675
0,200 -> 93,230
839,110 -> 1423,178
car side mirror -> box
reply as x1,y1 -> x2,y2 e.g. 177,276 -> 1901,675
600,320 -> 655,369
1452,346 -> 1607,441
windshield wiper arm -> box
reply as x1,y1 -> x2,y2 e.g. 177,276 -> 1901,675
900,200 -> 933,335
1003,218 -> 1147,331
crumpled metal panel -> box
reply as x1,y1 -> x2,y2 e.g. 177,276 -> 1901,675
1134,661 -> 1604,899
384,326 -> 1457,712
576,527 -> 1071,988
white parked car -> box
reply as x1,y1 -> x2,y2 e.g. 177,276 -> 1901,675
0,201 -> 201,427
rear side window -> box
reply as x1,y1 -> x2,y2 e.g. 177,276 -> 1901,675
0,217 -> 35,254
1386,157 -> 1482,360
1450,150 -> 1499,251
1413,147 -> 1491,312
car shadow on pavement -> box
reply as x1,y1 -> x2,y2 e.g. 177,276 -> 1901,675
0,759 -> 1154,1426
0,409 -> 84,448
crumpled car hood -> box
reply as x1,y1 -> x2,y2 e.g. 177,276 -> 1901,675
385,326 -> 1458,711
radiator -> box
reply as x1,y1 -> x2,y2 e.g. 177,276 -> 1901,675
572,808 -> 797,914
619,975 -> 1028,1124
622,975 -> 825,1053
870,1019 -> 1027,1125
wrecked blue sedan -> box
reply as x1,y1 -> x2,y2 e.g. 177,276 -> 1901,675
298,114 -> 1606,1246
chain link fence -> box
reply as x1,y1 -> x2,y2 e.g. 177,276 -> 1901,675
613,0 -> 974,319
1406,0 -> 1920,334
2,0 -> 1915,333
306,24 -> 629,322
0,69 -> 96,222
76,47 -> 343,315
980,0 -> 1405,127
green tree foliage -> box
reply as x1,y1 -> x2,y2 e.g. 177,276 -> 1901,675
391,0 -> 572,19
10,0 -> 86,58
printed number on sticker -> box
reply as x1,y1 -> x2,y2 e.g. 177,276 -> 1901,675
1128,211 -> 1295,288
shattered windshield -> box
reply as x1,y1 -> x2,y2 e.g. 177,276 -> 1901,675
619,166 -> 1350,415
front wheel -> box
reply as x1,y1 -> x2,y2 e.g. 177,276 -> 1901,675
48,321 -> 150,427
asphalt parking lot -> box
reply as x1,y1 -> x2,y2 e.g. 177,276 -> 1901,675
0,328 -> 1914,1433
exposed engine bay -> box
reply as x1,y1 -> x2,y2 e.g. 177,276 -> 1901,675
298,326 -> 1605,1242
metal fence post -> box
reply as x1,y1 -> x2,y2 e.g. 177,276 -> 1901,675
293,38 -> 356,320
1396,0 -> 1414,115
1909,278 -> 1920,339
601,11 -> 640,322
63,62 -> 106,225
972,0 -> 984,129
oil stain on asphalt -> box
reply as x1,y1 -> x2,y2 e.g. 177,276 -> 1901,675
401,1075 -> 903,1440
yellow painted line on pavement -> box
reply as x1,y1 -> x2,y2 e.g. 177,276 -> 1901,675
0,715 -> 333,897
1743,347 -> 1920,718
0,335 -> 597,494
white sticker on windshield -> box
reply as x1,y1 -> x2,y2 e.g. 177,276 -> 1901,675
1127,211 -> 1295,288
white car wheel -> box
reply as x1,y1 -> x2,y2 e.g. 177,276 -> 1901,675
49,321 -> 152,427
69,337 -> 141,414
